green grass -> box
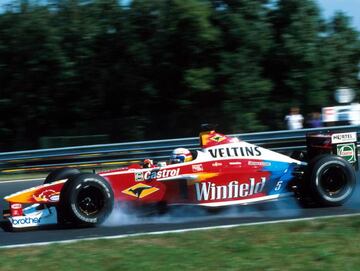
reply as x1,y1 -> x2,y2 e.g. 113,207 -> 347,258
1,216 -> 360,271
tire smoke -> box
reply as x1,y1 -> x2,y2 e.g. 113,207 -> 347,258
102,197 -> 302,227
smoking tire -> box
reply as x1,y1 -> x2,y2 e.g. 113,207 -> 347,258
59,173 -> 114,227
308,155 -> 356,206
44,167 -> 81,184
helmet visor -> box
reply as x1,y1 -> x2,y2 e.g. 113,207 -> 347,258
170,154 -> 185,164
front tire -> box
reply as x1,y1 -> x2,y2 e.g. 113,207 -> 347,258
308,155 -> 356,206
59,173 -> 114,226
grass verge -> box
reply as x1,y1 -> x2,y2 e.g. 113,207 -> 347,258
1,216 -> 360,271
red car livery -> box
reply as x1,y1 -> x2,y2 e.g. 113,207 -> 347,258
3,129 -> 358,229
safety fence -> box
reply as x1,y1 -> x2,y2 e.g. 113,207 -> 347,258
0,125 -> 359,173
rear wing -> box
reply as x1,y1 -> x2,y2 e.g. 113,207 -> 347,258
306,131 -> 358,170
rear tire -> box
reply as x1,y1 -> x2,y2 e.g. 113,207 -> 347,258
307,155 -> 356,206
59,173 -> 114,226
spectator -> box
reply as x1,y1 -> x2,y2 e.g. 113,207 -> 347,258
284,107 -> 304,130
307,112 -> 323,128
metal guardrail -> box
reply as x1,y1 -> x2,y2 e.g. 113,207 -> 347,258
1,125 -> 359,172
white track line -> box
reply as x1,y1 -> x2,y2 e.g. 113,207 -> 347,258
0,178 -> 45,184
1,212 -> 360,249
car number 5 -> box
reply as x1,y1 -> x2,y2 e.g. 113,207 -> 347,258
275,180 -> 283,191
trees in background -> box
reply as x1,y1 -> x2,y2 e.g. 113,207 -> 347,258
267,0 -> 326,123
212,0 -> 272,133
322,12 -> 360,96
0,0 -> 359,150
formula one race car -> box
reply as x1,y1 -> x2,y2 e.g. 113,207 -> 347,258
3,128 -> 358,229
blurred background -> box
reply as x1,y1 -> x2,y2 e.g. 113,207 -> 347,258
0,0 -> 359,151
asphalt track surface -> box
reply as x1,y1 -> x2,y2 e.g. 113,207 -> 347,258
1,171 -> 360,248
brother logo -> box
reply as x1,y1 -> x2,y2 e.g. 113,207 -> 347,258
12,217 -> 41,225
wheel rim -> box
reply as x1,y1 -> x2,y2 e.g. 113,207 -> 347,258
77,185 -> 106,216
319,166 -> 348,199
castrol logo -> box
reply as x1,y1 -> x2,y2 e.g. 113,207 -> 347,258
144,168 -> 180,180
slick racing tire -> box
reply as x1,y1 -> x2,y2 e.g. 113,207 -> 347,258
308,155 -> 356,207
44,167 -> 81,184
59,173 -> 114,227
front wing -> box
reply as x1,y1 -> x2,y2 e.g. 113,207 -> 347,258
4,204 -> 58,229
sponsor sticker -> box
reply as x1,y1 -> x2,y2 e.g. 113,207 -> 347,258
336,143 -> 357,163
212,162 -> 223,167
248,161 -> 271,166
229,162 -> 242,165
134,172 -> 144,182
195,177 -> 266,201
11,217 -> 41,226
144,168 -> 180,180
33,190 -> 60,203
210,134 -> 226,143
10,203 -> 22,209
49,194 -> 60,201
331,132 -> 357,144
192,164 -> 204,172
208,146 -> 262,158
122,183 -> 159,199
10,203 -> 23,217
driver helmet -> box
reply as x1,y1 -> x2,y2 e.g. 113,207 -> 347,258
143,159 -> 154,168
170,148 -> 193,164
